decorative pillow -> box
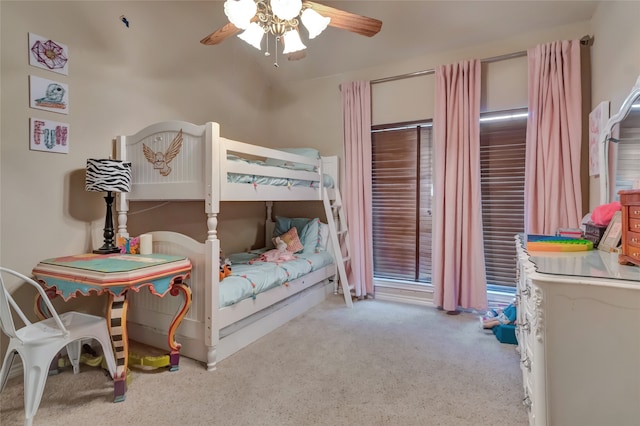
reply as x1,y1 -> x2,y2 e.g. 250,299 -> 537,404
318,222 -> 330,251
322,174 -> 335,189
274,216 -> 321,253
274,216 -> 312,238
299,218 -> 320,253
278,227 -> 304,253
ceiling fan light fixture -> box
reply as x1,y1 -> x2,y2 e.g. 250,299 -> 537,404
281,29 -> 306,54
270,0 -> 302,21
238,22 -> 265,50
223,0 -> 257,30
301,8 -> 330,39
202,0 -> 382,66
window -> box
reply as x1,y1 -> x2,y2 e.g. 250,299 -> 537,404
371,122 -> 432,283
371,110 -> 526,290
479,110 -> 527,288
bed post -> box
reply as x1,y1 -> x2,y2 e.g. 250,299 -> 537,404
115,134 -> 129,238
204,122 -> 221,371
265,201 -> 275,248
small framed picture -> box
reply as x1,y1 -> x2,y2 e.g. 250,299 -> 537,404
30,75 -> 69,114
598,211 -> 623,252
29,117 -> 69,154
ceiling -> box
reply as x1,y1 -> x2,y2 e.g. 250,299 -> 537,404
198,1 -> 600,84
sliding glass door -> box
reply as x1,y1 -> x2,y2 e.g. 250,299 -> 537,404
371,110 -> 526,290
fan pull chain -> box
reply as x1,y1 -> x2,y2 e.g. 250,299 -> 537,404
265,32 -> 271,57
274,36 -> 279,68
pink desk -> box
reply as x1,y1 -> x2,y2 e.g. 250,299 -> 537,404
32,253 -> 192,402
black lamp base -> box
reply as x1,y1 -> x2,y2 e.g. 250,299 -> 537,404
93,191 -> 121,255
93,246 -> 121,255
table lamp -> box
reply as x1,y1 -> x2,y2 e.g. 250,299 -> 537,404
85,158 -> 132,254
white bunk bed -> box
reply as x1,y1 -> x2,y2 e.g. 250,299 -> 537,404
115,120 -> 351,371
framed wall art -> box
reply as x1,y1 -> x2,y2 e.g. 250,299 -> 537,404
29,75 -> 68,114
28,33 -> 69,75
30,117 -> 69,154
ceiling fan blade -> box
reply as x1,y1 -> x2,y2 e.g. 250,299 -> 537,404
200,22 -> 241,45
303,1 -> 382,37
288,50 -> 307,61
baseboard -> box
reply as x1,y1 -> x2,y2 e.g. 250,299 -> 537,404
374,279 -> 515,309
374,281 -> 434,307
487,289 -> 517,309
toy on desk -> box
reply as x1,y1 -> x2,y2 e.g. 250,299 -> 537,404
557,227 -> 583,238
526,235 -> 593,252
117,236 -> 140,254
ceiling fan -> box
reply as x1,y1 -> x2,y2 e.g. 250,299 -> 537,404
200,0 -> 382,63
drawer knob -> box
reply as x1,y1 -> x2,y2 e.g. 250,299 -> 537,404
634,210 -> 640,215
521,356 -> 531,370
518,322 -> 530,333
523,396 -> 532,409
632,238 -> 638,243
521,286 -> 530,297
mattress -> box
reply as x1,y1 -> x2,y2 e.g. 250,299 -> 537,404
220,250 -> 334,307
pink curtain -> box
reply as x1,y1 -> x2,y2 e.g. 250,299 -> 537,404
432,60 -> 487,312
525,40 -> 583,234
341,81 -> 374,298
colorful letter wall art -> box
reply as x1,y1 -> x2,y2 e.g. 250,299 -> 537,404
30,118 -> 69,154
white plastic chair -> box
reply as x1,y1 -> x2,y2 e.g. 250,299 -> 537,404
0,267 -> 117,426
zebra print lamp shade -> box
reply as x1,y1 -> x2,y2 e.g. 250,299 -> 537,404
86,159 -> 132,254
85,159 -> 132,193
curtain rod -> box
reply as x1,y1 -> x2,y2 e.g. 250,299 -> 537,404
370,50 -> 526,85
370,35 -> 593,86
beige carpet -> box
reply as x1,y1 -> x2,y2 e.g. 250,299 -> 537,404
0,297 -> 527,426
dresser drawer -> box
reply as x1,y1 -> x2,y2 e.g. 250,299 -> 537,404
623,236 -> 640,262
629,217 -> 640,232
629,206 -> 640,219
628,231 -> 640,249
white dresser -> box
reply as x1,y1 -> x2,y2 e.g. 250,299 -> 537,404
514,234 -> 640,426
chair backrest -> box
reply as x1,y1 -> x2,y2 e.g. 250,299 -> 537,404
0,267 -> 68,340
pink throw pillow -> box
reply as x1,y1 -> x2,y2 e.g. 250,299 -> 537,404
277,227 -> 304,253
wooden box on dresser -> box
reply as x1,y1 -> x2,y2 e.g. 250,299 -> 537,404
514,234 -> 640,426
619,189 -> 640,266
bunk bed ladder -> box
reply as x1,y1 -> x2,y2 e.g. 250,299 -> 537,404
322,188 -> 353,308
